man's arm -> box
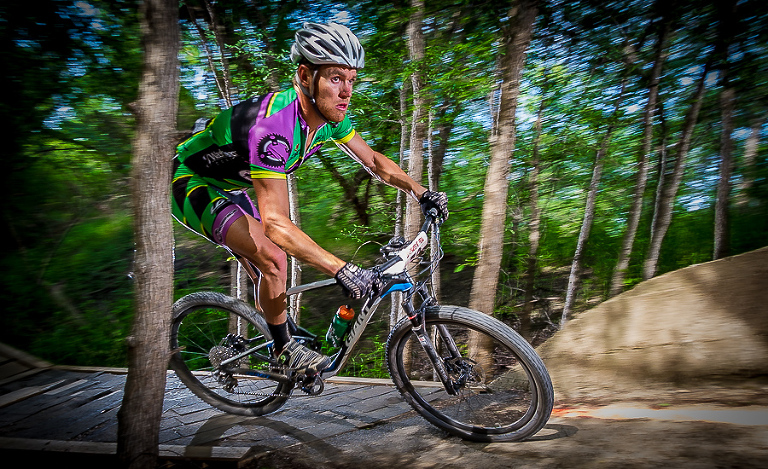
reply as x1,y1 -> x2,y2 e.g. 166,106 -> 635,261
338,133 -> 428,201
251,177 -> 346,277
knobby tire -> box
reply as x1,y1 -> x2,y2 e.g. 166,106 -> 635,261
169,291 -> 291,416
386,305 -> 554,442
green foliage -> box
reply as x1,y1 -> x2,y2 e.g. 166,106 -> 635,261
336,335 -> 389,379
1,214 -> 135,366
2,0 -> 768,372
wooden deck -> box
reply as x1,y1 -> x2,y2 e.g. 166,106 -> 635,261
0,342 -> 419,466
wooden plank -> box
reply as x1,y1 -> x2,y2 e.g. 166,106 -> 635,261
0,379 -> 66,408
0,437 -> 249,462
0,436 -> 117,454
0,361 -> 29,381
0,343 -> 52,369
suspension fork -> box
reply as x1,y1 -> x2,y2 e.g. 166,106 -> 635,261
402,289 -> 460,396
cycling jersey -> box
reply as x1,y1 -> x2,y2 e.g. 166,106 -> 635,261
172,87 -> 357,245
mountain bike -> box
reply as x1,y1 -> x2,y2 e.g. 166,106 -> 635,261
169,211 -> 554,442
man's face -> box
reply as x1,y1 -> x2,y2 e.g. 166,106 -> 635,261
311,65 -> 357,123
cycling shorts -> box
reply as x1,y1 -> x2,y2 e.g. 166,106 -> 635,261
171,158 -> 260,246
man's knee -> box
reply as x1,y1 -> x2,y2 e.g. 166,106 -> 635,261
255,246 -> 288,279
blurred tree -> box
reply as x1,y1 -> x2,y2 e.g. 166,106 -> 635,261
116,0 -> 178,467
713,0 -> 745,260
404,0 -> 428,247
468,0 -> 538,367
611,2 -> 670,296
644,42 -> 715,279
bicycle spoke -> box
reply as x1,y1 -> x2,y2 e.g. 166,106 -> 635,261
170,292 -> 292,415
387,306 -> 553,441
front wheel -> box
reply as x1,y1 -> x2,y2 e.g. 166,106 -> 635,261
386,305 -> 554,442
169,291 -> 291,416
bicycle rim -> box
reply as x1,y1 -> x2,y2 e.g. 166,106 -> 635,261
170,292 -> 291,416
387,305 -> 553,442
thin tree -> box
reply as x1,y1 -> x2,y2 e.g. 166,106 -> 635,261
468,0 -> 538,364
610,17 -> 669,296
522,96 -> 545,337
643,57 -> 713,279
713,0 -> 739,260
390,80 -> 410,327
561,77 -> 627,326
116,0 -> 179,466
404,0 -> 428,248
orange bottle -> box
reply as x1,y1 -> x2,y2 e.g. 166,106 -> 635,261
326,305 -> 355,347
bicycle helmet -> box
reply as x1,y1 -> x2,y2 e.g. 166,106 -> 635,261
290,22 -> 365,69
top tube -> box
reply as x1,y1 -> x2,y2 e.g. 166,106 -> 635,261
284,212 -> 442,298
286,278 -> 337,297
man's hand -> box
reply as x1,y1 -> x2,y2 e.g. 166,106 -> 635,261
419,190 -> 449,220
335,263 -> 381,299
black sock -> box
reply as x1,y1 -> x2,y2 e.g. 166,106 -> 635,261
268,321 -> 291,353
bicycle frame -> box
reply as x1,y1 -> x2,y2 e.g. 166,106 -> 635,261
296,214 -> 439,379
218,212 -> 451,388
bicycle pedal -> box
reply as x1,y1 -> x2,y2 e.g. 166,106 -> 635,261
300,375 -> 325,395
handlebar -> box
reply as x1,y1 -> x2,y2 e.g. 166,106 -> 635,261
286,212 -> 443,299
375,211 -> 443,277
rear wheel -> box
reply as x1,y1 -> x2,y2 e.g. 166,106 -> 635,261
386,305 -> 553,442
169,291 -> 291,416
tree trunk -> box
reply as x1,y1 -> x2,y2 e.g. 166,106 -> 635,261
610,20 -> 669,296
398,0 -> 428,374
390,81 -> 410,327
643,59 -> 712,280
561,142 -> 608,326
713,0 -> 738,260
650,104 -> 669,245
116,0 -> 178,467
522,98 -> 545,337
714,85 -> 735,260
468,0 -> 537,365
404,0 -> 427,246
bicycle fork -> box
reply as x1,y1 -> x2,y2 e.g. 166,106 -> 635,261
402,291 -> 463,396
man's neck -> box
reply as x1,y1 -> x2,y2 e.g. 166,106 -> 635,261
294,83 -> 325,131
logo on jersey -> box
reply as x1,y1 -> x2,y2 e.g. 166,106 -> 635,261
257,133 -> 291,168
201,149 -> 239,167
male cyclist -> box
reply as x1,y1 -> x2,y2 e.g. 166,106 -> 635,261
172,22 -> 448,375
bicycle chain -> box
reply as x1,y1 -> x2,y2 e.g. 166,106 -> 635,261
208,346 -> 324,398
208,368 -> 323,398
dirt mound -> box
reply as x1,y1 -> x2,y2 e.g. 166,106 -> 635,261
538,247 -> 768,404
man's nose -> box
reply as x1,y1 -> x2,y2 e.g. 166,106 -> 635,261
340,82 -> 352,97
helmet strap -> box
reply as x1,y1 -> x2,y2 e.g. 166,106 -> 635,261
294,66 -> 339,128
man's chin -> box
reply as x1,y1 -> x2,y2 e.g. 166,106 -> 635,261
322,108 -> 346,123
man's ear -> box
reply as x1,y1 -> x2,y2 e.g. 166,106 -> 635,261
297,64 -> 313,88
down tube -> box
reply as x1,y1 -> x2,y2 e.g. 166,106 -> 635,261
320,296 -> 384,377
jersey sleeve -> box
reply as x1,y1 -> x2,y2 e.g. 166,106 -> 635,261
247,95 -> 297,180
331,116 -> 356,145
